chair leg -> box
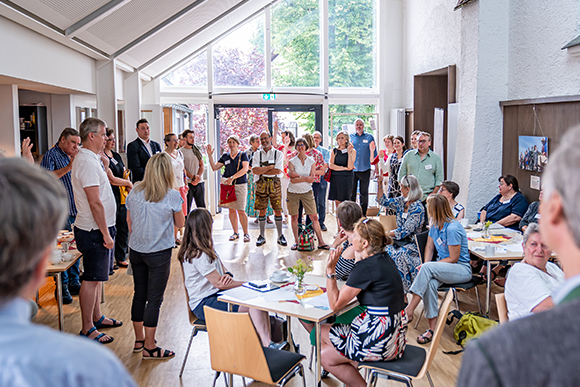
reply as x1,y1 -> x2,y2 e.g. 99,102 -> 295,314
426,370 -> 434,387
309,345 -> 314,370
212,371 -> 220,387
366,370 -> 377,387
475,286 -> 482,314
414,308 -> 424,329
300,364 -> 306,387
179,326 -> 198,377
453,288 -> 460,311
242,376 -> 247,387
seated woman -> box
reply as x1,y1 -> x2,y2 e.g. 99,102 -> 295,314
519,191 -> 542,232
299,201 -> 366,345
179,209 -> 280,348
505,223 -> 564,320
480,175 -> 528,230
376,174 -> 425,293
479,175 -> 529,282
322,218 -> 407,387
405,194 -> 472,344
438,180 -> 465,220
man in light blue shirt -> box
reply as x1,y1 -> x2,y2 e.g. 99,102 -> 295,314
313,132 -> 330,230
349,118 -> 377,215
0,158 -> 136,387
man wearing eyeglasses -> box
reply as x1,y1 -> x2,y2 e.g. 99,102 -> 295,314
398,132 -> 443,201
349,118 -> 377,216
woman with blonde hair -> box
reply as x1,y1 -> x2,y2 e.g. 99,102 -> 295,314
207,135 -> 250,242
405,194 -> 472,345
126,152 -> 185,359
322,217 -> 407,387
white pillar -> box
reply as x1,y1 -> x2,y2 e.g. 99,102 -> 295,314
378,0 -> 404,139
96,60 -> 118,132
125,71 -> 143,144
50,94 -> 75,143
0,85 -> 20,157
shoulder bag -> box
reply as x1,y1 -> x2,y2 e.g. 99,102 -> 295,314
219,154 -> 241,205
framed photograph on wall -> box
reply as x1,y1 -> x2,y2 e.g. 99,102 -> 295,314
518,136 -> 548,172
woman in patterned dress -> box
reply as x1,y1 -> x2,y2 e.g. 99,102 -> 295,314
376,174 -> 425,293
321,218 -> 407,387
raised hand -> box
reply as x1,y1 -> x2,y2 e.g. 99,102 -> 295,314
206,144 -> 214,155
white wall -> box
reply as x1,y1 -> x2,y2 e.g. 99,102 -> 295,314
509,0 -> 580,99
0,16 -> 96,94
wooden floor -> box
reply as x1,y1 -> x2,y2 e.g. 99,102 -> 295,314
34,213 -> 501,387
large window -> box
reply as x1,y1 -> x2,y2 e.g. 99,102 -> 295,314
328,0 -> 376,88
329,104 -> 376,139
161,50 -> 207,87
271,0 -> 320,87
213,16 -> 265,87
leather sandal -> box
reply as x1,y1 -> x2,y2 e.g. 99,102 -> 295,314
417,329 -> 433,345
229,233 -> 239,241
93,315 -> 123,329
79,326 -> 113,344
143,346 -> 175,360
134,339 -> 157,353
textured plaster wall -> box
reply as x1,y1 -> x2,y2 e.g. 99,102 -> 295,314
509,0 -> 580,99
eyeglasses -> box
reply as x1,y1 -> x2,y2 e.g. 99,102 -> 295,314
106,138 -> 115,142
296,143 -> 306,147
418,140 -> 427,144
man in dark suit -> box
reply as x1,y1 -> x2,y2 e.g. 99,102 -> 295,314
457,125 -> 580,386
126,118 -> 161,182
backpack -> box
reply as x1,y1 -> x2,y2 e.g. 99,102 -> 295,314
297,222 -> 315,251
444,310 -> 498,354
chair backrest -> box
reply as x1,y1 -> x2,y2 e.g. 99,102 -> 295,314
204,306 -> 274,384
495,293 -> 508,324
414,230 -> 430,263
179,262 -> 203,326
379,215 -> 397,232
416,290 -> 454,380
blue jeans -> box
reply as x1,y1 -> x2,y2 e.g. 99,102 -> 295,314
312,179 -> 327,225
409,261 -> 472,319
193,293 -> 239,322
59,216 -> 80,286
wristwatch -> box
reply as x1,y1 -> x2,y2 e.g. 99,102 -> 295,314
326,273 -> 336,280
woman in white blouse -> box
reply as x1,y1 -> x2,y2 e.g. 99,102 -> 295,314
505,223 -> 564,320
287,137 -> 329,250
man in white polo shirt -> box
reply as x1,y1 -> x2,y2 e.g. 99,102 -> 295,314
72,118 -> 122,344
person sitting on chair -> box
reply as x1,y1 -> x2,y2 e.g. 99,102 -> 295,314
504,223 -> 564,320
405,194 -> 472,344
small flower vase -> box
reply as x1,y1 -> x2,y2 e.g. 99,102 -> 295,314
483,226 -> 490,238
294,277 -> 306,296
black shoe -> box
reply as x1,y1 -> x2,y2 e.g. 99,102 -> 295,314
113,264 -> 119,270
268,341 -> 289,351
109,269 -> 115,276
68,283 -> 81,296
277,235 -> 288,246
256,235 -> 266,246
56,285 -> 73,305
320,224 -> 328,232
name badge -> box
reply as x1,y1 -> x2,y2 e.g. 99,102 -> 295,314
502,199 -> 511,204
225,160 -> 231,165
110,158 -> 118,166
535,213 -> 541,219
436,237 -> 444,246
425,164 -> 432,170
341,149 -> 348,154
363,139 -> 369,143
402,212 -> 408,219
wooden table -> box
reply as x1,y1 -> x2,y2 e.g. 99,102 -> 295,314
46,250 -> 82,331
218,274 -> 359,387
467,227 -> 524,316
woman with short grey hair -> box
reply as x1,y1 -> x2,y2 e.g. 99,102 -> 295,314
376,174 -> 426,293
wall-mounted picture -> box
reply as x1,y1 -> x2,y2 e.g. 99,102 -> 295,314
518,135 -> 548,172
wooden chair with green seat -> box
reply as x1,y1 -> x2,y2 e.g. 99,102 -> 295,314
179,264 -> 207,378
358,290 -> 454,387
204,306 -> 306,387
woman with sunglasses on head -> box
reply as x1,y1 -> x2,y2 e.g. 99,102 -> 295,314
376,174 -> 425,293
405,194 -> 472,345
321,218 -> 407,387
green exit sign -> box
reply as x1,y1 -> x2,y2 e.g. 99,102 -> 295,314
262,93 -> 276,101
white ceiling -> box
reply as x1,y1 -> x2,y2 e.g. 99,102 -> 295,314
0,0 -> 275,79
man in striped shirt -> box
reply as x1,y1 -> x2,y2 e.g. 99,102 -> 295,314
40,127 -> 81,304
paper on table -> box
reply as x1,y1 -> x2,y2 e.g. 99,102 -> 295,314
467,232 -> 483,239
219,286 -> 262,302
302,293 -> 331,309
504,244 -> 524,253
261,287 -> 298,303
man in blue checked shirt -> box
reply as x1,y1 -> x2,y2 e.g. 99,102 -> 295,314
40,127 -> 81,304
350,119 -> 377,216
